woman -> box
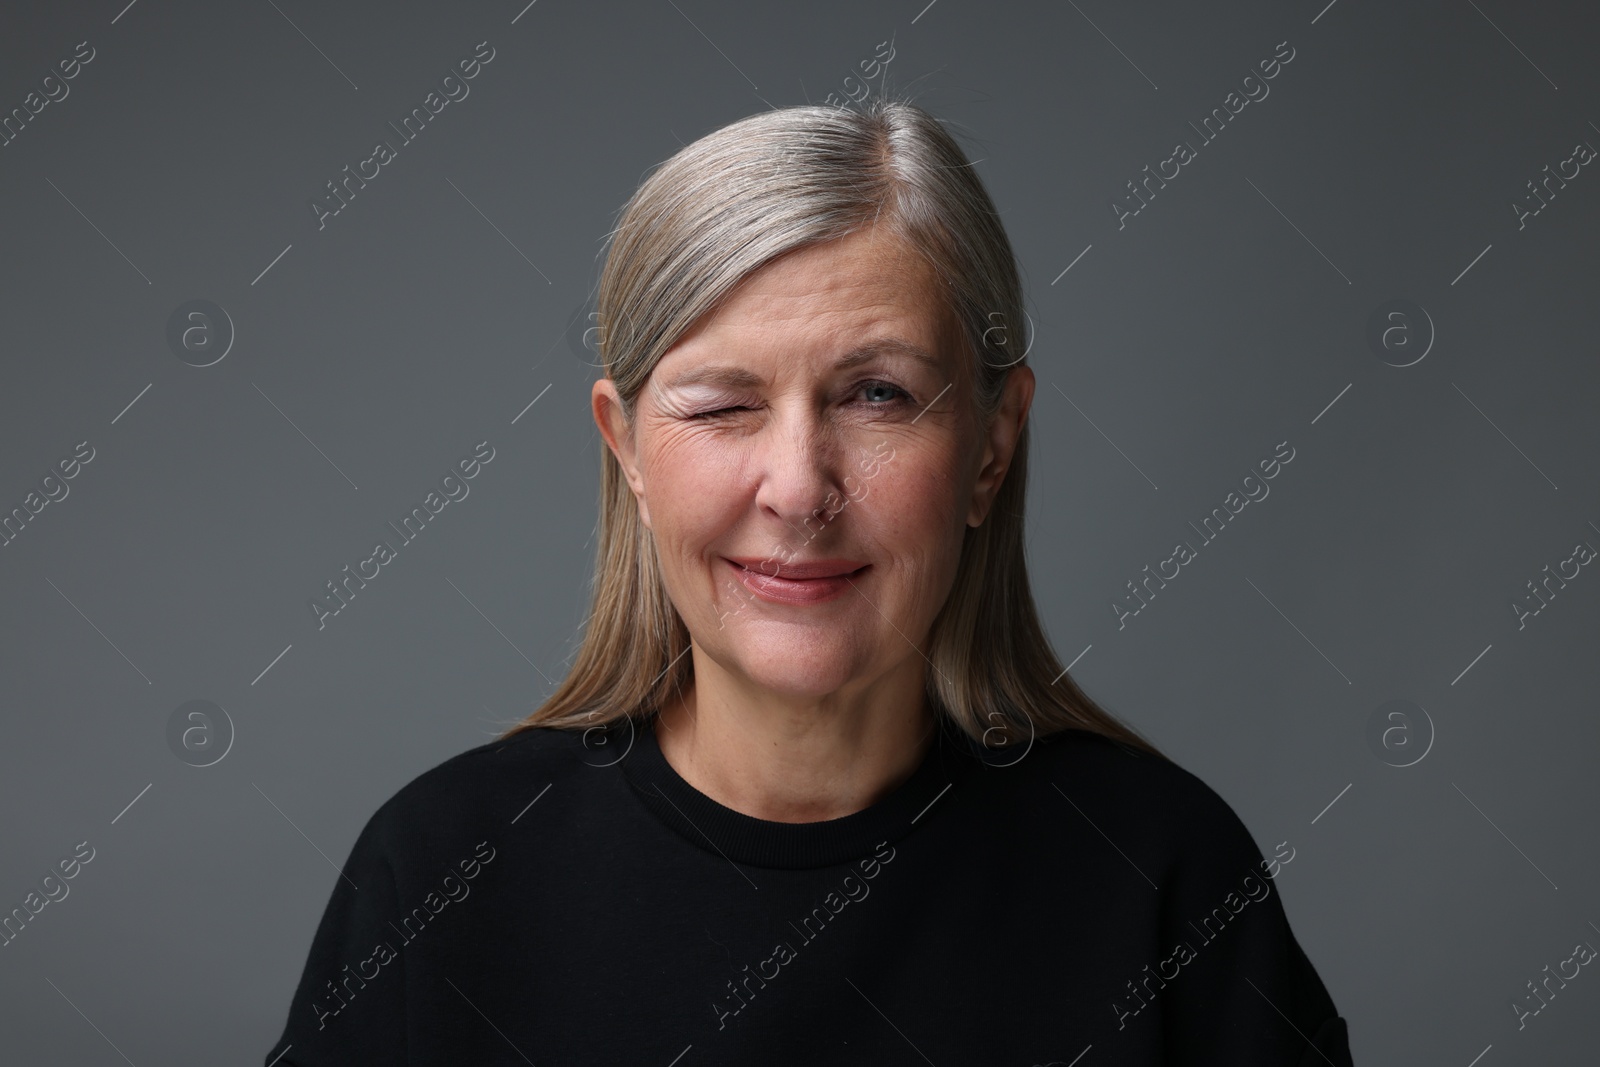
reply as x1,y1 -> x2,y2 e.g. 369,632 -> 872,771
266,99 -> 1353,1065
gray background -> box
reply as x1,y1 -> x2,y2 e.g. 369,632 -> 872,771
1,0 -> 1596,1063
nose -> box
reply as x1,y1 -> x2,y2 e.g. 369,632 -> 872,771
751,406 -> 846,539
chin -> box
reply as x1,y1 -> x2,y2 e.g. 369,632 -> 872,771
715,622 -> 873,699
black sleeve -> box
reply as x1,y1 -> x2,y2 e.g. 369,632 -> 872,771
1156,782 -> 1353,1066
262,802 -> 409,1066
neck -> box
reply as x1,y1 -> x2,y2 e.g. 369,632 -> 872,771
653,647 -> 935,823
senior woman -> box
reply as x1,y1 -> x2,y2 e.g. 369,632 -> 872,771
266,100 -> 1353,1065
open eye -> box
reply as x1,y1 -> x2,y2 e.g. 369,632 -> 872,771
856,380 -> 911,405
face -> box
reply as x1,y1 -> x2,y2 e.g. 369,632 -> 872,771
593,225 -> 1033,703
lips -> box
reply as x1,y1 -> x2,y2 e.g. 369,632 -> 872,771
723,557 -> 868,580
721,556 -> 869,605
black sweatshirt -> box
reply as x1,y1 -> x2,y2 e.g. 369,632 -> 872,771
264,716 -> 1353,1065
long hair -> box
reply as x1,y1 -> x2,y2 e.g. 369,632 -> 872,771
502,99 -> 1161,758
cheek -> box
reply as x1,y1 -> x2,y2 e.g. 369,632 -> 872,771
643,429 -> 712,497
640,428 -> 745,549
853,440 -> 971,568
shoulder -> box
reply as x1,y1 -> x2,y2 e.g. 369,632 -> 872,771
1008,728 -> 1273,880
385,724 -> 594,807
355,725 -> 602,864
1020,727 -> 1239,824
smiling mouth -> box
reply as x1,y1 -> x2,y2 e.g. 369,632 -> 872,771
726,557 -> 868,580
722,557 -> 869,605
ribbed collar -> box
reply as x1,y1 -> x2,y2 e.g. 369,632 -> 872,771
620,714 -> 983,870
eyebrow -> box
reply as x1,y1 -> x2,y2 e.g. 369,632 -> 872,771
658,337 -> 943,389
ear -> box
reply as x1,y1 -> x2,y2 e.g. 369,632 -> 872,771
592,378 -> 652,529
966,365 -> 1034,528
